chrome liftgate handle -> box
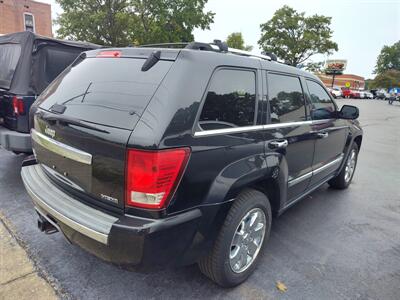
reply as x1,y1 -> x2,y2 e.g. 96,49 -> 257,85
268,139 -> 289,149
316,132 -> 329,139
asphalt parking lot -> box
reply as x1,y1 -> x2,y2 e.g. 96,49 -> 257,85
1,99 -> 399,299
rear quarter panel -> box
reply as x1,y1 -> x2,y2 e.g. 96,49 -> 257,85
129,51 -> 269,212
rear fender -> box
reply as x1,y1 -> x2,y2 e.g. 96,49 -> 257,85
205,151 -> 288,212
184,152 -> 288,263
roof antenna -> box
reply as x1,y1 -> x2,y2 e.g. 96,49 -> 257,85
263,51 -> 278,61
213,39 -> 228,52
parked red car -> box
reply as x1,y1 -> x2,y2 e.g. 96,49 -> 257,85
341,88 -> 360,99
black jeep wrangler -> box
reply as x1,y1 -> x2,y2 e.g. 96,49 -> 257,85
21,41 -> 362,287
0,31 -> 99,153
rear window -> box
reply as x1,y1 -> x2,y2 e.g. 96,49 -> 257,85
37,57 -> 173,129
0,43 -> 21,89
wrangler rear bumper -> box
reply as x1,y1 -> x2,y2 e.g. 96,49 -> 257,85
0,126 -> 32,152
21,163 -> 203,267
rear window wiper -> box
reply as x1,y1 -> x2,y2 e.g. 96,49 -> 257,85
43,115 -> 109,134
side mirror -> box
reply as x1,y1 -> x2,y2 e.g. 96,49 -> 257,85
339,105 -> 359,120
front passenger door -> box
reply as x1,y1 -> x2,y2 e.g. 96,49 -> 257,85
306,80 -> 349,187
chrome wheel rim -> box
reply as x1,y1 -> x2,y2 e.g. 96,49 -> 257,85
344,149 -> 357,183
229,208 -> 266,274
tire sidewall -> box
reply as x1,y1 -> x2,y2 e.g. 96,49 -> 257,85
342,143 -> 359,187
218,192 -> 272,286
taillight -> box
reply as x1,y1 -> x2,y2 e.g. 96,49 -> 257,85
125,148 -> 191,209
12,96 -> 24,115
96,50 -> 122,58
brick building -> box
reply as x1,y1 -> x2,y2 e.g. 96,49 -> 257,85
0,0 -> 52,37
317,73 -> 365,90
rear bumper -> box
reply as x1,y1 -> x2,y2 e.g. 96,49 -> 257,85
0,126 -> 32,152
21,164 -> 203,267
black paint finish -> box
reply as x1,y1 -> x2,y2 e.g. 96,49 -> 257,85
24,46 -> 363,268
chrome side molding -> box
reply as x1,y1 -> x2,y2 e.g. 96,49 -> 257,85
288,154 -> 344,187
288,171 -> 313,187
31,129 -> 92,165
194,119 -> 334,137
313,154 -> 344,175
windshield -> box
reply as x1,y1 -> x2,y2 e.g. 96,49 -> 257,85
0,43 -> 21,89
37,57 -> 173,129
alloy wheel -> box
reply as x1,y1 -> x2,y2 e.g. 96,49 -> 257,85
229,208 -> 266,273
344,149 -> 357,183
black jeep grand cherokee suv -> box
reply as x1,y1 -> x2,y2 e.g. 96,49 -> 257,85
21,42 -> 362,287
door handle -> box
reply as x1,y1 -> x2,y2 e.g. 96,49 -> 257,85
269,139 -> 288,149
316,132 -> 329,139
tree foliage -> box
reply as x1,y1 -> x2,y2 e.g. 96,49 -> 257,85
258,5 -> 338,66
374,41 -> 400,74
364,79 -> 373,90
370,70 -> 400,89
55,0 -> 215,46
225,32 -> 253,51
304,61 -> 325,73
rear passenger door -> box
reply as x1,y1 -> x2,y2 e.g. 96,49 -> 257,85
263,72 -> 315,202
188,67 -> 266,211
305,79 -> 348,186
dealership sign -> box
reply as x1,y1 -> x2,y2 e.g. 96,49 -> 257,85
325,59 -> 347,75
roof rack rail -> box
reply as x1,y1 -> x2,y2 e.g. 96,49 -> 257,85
139,40 -> 278,62
140,42 -> 189,49
227,48 -> 275,61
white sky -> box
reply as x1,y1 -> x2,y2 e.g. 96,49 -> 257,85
43,0 -> 400,78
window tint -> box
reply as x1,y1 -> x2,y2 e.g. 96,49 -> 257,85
37,58 -> 173,130
307,80 -> 336,120
43,46 -> 84,84
199,69 -> 256,130
268,73 -> 305,123
0,44 -> 21,89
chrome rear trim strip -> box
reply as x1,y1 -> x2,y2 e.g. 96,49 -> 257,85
21,164 -> 117,244
31,129 -> 92,165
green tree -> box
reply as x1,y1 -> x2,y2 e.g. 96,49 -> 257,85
304,61 -> 325,73
225,32 -> 253,51
55,0 -> 132,46
55,0 -> 215,46
374,41 -> 400,74
370,70 -> 400,89
364,79 -> 374,90
258,5 -> 338,66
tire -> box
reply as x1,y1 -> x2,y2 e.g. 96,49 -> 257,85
389,99 -> 393,105
198,189 -> 272,287
329,143 -> 359,189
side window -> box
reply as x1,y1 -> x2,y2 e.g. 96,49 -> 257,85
306,80 -> 336,120
199,69 -> 256,130
43,46 -> 83,84
267,73 -> 306,123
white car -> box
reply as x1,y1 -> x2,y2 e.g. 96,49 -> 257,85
358,91 -> 366,99
365,91 -> 374,99
327,87 -> 342,98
